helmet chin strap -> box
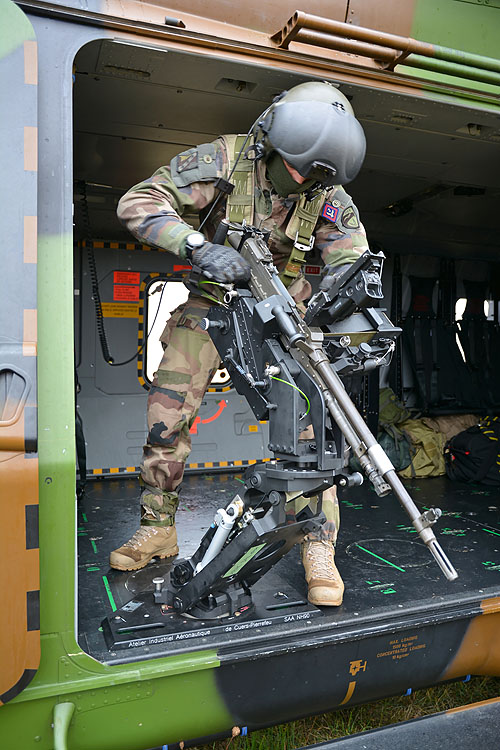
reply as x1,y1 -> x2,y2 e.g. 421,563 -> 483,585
305,182 -> 327,200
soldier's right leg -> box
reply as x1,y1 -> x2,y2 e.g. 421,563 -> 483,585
110,297 -> 220,571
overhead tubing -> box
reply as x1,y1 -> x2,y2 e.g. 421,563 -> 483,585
272,12 -> 500,88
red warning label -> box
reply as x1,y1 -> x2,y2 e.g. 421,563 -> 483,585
113,285 -> 140,301
114,271 -> 140,284
305,265 -> 321,275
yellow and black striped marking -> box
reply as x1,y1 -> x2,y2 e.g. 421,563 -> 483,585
87,457 -> 272,477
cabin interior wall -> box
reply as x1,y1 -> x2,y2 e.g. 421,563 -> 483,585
73,39 -> 500,475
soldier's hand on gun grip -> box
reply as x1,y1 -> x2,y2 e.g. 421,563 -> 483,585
192,242 -> 251,284
319,263 -> 353,292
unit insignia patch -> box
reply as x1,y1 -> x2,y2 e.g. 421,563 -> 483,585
321,203 -> 340,222
177,150 -> 198,173
341,205 -> 360,229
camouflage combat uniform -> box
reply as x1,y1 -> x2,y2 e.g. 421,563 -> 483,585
117,136 -> 369,543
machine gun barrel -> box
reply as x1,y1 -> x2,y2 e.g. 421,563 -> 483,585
304,349 -> 458,581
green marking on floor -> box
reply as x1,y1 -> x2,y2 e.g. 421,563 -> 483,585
356,544 -> 406,573
87,566 -> 100,572
102,575 -> 117,612
483,528 -> 500,537
90,539 -> 98,554
82,512 -> 88,522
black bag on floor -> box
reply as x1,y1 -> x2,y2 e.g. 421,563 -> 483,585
444,418 -> 500,485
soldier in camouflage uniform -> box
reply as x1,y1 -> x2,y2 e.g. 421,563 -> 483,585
110,81 -> 369,606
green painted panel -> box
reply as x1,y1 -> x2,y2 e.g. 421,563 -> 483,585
1,667 -> 233,749
406,0 -> 500,104
412,0 -> 500,57
0,0 -> 35,57
37,232 -> 77,637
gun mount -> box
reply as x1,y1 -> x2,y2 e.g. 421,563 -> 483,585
156,224 -> 457,622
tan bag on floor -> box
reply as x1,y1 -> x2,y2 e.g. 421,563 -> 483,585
398,418 -> 446,478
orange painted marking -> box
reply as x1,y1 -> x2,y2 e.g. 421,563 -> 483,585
24,41 -> 37,85
340,681 -> 356,705
189,400 -> 227,434
23,310 -> 37,356
0,453 -> 39,702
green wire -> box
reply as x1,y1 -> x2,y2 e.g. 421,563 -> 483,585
199,279 -> 225,305
202,293 -> 222,305
200,280 -> 225,287
271,376 -> 311,416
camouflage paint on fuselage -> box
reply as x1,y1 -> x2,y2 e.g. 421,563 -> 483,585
0,0 -> 39,704
1,1 -> 499,748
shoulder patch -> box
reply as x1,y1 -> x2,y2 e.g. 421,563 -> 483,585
321,203 -> 340,223
341,204 -> 360,230
177,149 -> 199,174
170,143 -> 219,188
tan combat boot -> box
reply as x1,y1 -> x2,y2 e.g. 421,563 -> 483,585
301,539 -> 344,606
109,525 -> 179,571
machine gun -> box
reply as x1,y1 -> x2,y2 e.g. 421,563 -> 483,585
158,223 -> 457,621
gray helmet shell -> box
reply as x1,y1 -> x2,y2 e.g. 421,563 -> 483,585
256,81 -> 366,186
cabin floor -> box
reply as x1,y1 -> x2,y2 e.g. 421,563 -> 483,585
77,472 -> 500,665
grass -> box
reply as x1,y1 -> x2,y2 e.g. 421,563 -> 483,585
193,676 -> 500,749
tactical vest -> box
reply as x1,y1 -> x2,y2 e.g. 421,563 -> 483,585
222,134 -> 327,287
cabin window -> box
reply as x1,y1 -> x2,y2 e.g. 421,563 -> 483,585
145,279 -> 231,386
455,298 -> 493,362
455,298 -> 492,321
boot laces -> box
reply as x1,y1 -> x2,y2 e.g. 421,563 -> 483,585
123,526 -> 158,549
305,541 -> 337,580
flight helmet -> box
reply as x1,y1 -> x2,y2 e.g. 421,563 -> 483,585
254,81 -> 366,188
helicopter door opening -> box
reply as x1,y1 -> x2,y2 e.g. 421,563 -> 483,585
73,37 -> 500,669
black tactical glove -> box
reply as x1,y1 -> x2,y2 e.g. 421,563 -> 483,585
191,242 -> 251,284
319,263 -> 353,292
